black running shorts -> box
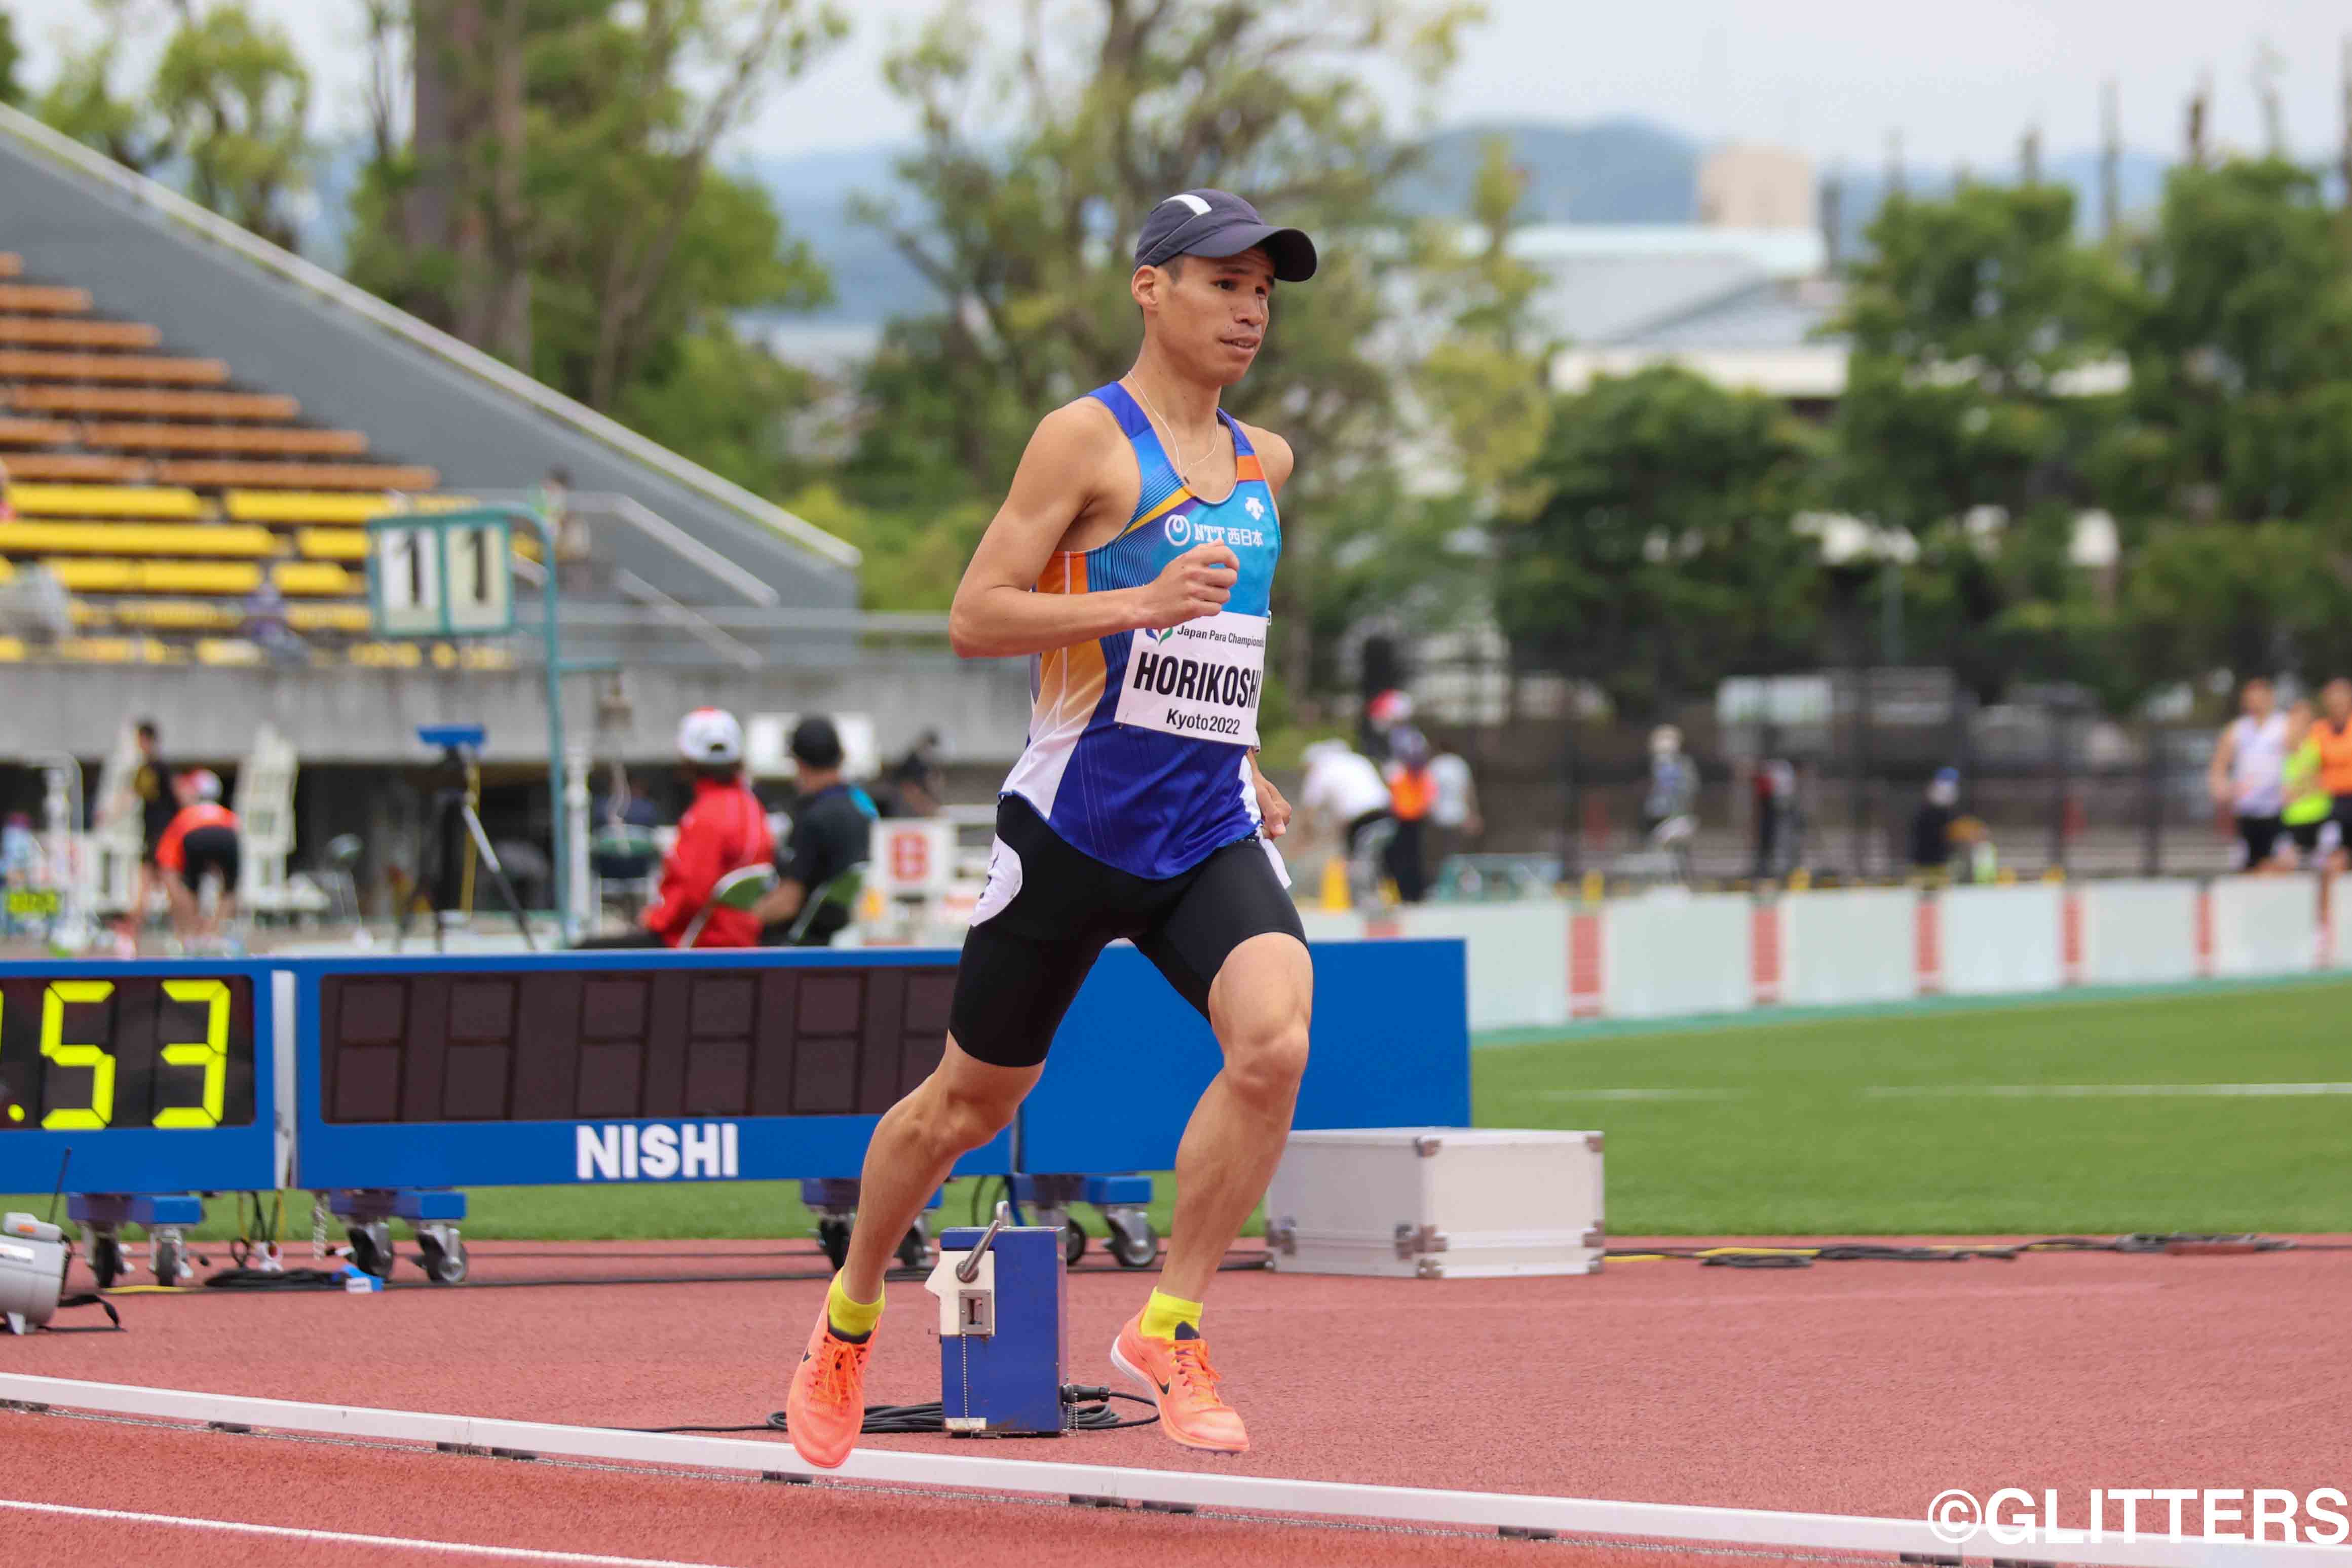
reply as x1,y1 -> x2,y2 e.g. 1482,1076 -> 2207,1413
947,794 -> 1306,1068
2235,813 -> 2283,868
178,825 -> 240,893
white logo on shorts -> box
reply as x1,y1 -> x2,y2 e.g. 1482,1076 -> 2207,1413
970,836 -> 1023,926
1163,512 -> 1193,548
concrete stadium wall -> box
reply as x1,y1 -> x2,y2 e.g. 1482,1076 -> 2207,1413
1300,875 -> 2342,1032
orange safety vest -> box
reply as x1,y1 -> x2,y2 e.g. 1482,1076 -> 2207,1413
1389,766 -> 1434,822
2318,717 -> 2352,795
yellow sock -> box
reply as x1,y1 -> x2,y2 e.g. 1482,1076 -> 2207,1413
826,1274 -> 883,1340
1139,1288 -> 1203,1342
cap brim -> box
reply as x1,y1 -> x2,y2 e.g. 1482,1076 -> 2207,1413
1187,223 -> 1318,282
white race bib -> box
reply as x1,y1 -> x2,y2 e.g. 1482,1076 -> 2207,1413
1114,610 -> 1267,747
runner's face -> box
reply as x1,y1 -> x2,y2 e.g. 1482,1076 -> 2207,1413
1148,250 -> 1275,386
2243,681 -> 2273,718
2329,681 -> 2352,720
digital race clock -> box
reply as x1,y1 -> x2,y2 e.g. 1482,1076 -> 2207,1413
0,961 -> 287,1197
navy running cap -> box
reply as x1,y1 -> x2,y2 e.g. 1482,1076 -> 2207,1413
1134,190 -> 1318,282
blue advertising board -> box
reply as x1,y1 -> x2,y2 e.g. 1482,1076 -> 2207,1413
1018,938 -> 1470,1173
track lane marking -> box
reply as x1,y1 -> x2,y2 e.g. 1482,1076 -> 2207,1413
0,1499 -> 738,1568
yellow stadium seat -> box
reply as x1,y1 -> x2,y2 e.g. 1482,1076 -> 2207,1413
273,561 -> 358,595
0,559 -> 12,584
227,491 -> 395,524
0,636 -> 21,661
41,558 -> 264,595
458,645 -> 515,671
197,639 -> 264,666
56,637 -> 139,663
0,522 -> 276,558
296,527 -> 369,561
286,603 -> 372,633
347,641 -> 423,668
105,599 -> 240,631
8,484 -> 206,520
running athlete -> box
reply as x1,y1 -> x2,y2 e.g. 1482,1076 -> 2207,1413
786,189 -> 1318,1468
2207,676 -> 2289,872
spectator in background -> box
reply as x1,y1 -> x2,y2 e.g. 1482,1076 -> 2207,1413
755,716 -> 876,946
105,720 -> 177,952
1908,768 -> 1961,878
1299,738 -> 1390,895
2208,676 -> 2289,873
882,729 -> 945,817
542,466 -> 594,591
1383,725 -> 1436,903
582,708 -> 772,948
1752,756 -> 1798,881
155,769 -> 240,949
1427,744 -> 1481,867
240,578 -> 305,665
2317,677 -> 2352,874
1361,687 -> 1412,762
1642,725 -> 1699,835
2,812 -> 41,937
2279,699 -> 2334,869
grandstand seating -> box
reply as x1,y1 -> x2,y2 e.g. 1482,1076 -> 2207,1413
0,247 -> 467,662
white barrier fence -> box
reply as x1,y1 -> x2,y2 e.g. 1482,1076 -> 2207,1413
1316,875 -> 2348,1032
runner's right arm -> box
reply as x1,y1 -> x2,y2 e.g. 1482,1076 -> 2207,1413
950,403 -> 1239,660
2207,723 -> 2236,806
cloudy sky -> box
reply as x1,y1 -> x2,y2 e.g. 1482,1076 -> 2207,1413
20,0 -> 2352,169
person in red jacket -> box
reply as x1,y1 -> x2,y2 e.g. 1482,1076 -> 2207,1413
155,769 -> 240,947
582,708 -> 773,948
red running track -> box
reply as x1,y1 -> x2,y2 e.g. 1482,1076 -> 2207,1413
4,1237 -> 2345,1566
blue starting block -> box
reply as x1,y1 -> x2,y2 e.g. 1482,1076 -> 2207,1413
928,1206 -> 1067,1435
327,1188 -> 469,1286
67,1193 -> 206,1289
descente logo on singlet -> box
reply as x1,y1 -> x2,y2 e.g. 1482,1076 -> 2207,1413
1114,609 -> 1266,748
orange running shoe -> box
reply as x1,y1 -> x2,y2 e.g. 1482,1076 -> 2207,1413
1111,1312 -> 1249,1454
784,1305 -> 872,1470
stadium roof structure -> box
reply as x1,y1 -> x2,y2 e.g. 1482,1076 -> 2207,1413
0,104 -> 857,615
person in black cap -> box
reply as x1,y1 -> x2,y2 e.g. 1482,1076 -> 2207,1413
787,190 -> 1318,1470
752,715 -> 876,946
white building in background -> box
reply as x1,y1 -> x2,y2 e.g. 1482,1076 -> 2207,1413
1698,144 -> 1817,231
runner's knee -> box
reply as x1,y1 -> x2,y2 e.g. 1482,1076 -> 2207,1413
1220,1011 -> 1309,1106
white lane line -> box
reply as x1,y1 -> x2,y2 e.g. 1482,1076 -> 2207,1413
1534,1088 -> 1746,1101
1864,1083 -> 2352,1098
0,1499 -> 736,1568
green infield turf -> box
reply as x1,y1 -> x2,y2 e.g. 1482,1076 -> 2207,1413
1474,976 -> 2352,1234
11,978 -> 2348,1242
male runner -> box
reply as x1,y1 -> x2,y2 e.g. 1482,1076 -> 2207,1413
2207,676 -> 2289,872
786,189 -> 1318,1467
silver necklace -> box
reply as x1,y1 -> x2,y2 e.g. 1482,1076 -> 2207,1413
1124,378 -> 1221,487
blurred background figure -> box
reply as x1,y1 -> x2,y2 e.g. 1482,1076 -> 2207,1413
1909,767 -> 1961,879
240,578 -> 306,666
101,720 -> 177,954
1427,744 -> 1482,871
1361,687 -> 1413,763
755,715 -> 876,946
2319,678 -> 2352,875
1384,725 -> 1436,904
2208,676 -> 2288,874
881,729 -> 945,818
588,762 -> 664,925
1,811 -> 42,937
2279,699 -> 2333,869
582,708 -> 771,949
155,768 -> 240,951
1752,755 -> 1799,881
1642,725 -> 1699,881
1299,738 -> 1391,906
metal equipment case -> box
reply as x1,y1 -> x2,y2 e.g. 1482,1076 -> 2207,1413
1263,1127 -> 1605,1278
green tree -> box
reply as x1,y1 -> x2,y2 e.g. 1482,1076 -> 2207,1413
2120,522 -> 2352,690
37,1 -> 314,251
345,0 -> 839,489
0,7 -> 24,108
1830,179 -> 2128,698
2097,158 -> 2352,528
844,0 -> 1481,679
1410,134 -> 1555,504
1496,365 -> 1825,718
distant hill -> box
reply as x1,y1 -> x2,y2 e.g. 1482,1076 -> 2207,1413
1396,119 -> 1699,223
